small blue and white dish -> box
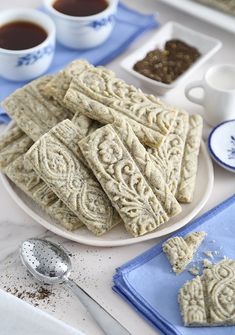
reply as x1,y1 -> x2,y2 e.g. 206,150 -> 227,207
208,119 -> 235,173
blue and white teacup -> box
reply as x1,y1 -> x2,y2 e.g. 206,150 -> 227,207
0,8 -> 55,82
43,0 -> 118,49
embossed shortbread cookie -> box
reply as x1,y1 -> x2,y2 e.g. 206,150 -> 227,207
43,59 -> 114,107
64,64 -> 178,148
179,259 -> 235,326
179,275 -> 207,326
43,59 -> 91,106
25,120 -> 120,236
71,111 -> 101,137
147,111 -> 189,196
79,123 -> 170,237
112,119 -> 182,218
0,126 -> 82,231
196,0 -> 235,16
176,115 -> 203,203
163,231 -> 206,274
5,157 -> 83,231
1,76 -> 73,141
71,112 -> 101,168
202,258 -> 235,326
0,125 -> 33,171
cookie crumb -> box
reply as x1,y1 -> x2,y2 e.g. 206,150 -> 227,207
203,258 -> 212,269
189,266 -> 200,276
204,250 -> 213,259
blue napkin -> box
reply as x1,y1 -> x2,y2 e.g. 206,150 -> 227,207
0,3 -> 158,124
113,195 -> 235,335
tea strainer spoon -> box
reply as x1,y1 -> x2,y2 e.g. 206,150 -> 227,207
20,238 -> 130,335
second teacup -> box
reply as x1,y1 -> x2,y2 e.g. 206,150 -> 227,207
185,64 -> 235,127
43,0 -> 118,49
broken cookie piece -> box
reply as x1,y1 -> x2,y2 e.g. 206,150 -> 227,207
179,258 -> 235,326
163,231 -> 206,274
188,266 -> 200,276
204,250 -> 213,259
203,258 -> 213,269
179,275 -> 207,326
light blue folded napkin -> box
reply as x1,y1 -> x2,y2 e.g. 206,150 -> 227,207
113,195 -> 235,335
0,2 -> 159,124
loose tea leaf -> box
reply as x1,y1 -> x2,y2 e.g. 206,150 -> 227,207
134,39 -> 201,84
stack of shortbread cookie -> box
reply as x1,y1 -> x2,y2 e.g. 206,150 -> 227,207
0,59 -> 202,237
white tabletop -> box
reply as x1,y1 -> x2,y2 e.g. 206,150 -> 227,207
0,1 -> 234,335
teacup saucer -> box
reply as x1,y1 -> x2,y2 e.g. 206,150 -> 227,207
208,120 -> 235,173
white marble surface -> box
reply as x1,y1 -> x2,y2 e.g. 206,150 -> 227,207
0,1 -> 235,334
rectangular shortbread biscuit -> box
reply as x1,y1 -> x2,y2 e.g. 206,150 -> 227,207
43,59 -> 95,106
196,0 -> 235,16
71,111 -> 101,137
5,157 -> 83,231
176,115 -> 203,203
79,123 -> 170,237
147,111 -> 189,196
112,119 -> 182,218
25,120 -> 120,236
0,126 -> 82,231
64,64 -> 178,148
0,125 -> 32,170
1,76 -> 73,141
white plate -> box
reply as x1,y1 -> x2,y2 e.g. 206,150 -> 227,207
0,289 -> 84,335
1,141 -> 214,247
157,0 -> 235,34
121,22 -> 221,95
208,119 -> 235,173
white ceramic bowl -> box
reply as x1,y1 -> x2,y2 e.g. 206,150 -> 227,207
43,0 -> 118,49
0,8 -> 56,82
121,21 -> 222,95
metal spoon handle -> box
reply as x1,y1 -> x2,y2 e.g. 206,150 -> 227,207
65,279 -> 131,335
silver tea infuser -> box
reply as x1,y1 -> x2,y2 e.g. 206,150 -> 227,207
20,238 -> 130,335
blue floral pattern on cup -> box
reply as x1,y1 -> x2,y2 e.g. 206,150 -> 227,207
16,45 -> 54,67
89,15 -> 115,30
228,135 -> 235,159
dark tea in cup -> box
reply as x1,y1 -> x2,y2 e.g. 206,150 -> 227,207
53,0 -> 109,17
0,21 -> 47,50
